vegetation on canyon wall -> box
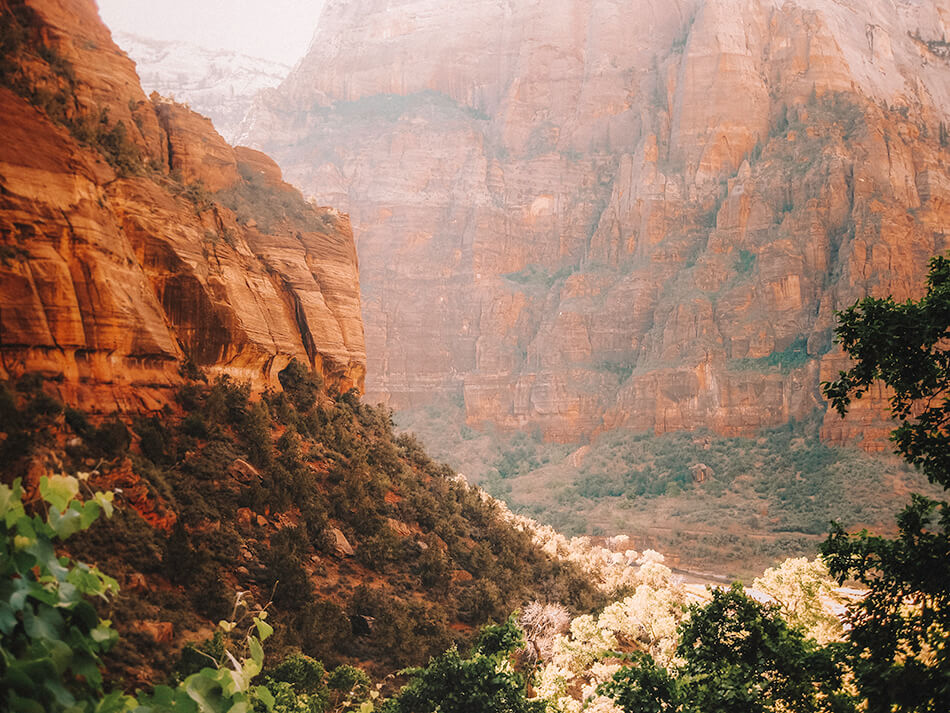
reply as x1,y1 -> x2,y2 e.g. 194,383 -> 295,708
0,1 -> 144,175
0,361 -> 603,688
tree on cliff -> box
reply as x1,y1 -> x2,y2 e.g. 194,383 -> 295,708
821,253 -> 950,713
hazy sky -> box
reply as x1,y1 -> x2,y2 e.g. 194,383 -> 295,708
97,0 -> 326,66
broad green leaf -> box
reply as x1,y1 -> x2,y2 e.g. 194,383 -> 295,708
9,575 -> 36,610
71,650 -> 103,688
248,636 -> 264,667
184,671 -> 228,713
91,622 -> 117,644
14,514 -> 37,540
94,690 -> 138,713
0,602 -> 17,634
57,580 -> 80,606
80,500 -> 101,529
237,657 -> 262,687
72,600 -> 100,630
42,668 -> 77,707
93,491 -> 114,519
254,617 -> 273,642
49,507 -> 84,539
0,481 -> 22,519
139,683 -> 199,712
23,604 -> 65,641
48,638 -> 74,672
40,475 -> 79,513
254,685 -> 275,711
8,691 -> 45,713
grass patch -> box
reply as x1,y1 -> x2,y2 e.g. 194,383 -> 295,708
729,335 -> 812,373
502,264 -> 575,289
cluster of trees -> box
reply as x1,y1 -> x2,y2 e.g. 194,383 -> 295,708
381,255 -> 950,712
0,353 -> 603,682
586,255 -> 950,713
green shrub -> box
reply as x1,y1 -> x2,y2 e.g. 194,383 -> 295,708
380,618 -> 543,713
278,359 -> 323,412
265,527 -> 314,610
268,652 -> 328,704
87,416 -> 131,457
297,601 -> 351,664
735,248 -> 755,274
135,415 -> 173,465
180,411 -> 209,438
327,664 -> 371,703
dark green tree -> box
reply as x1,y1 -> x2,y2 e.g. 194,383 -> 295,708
597,653 -> 678,713
600,585 -> 853,713
822,252 -> 950,713
674,584 -> 852,713
823,253 -> 950,489
380,617 -> 545,713
822,498 -> 949,713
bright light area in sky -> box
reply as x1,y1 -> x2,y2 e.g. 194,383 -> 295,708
96,0 -> 325,66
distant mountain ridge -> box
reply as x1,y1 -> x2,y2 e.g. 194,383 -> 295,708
115,32 -> 290,143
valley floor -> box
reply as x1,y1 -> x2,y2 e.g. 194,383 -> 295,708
395,401 -> 940,579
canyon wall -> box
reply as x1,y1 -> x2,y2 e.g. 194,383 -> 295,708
243,0 -> 950,447
0,0 -> 365,411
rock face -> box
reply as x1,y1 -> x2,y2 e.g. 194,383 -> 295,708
114,33 -> 290,144
243,0 -> 950,448
0,0 -> 365,411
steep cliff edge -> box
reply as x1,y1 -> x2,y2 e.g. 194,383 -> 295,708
0,0 -> 365,410
242,0 -> 950,448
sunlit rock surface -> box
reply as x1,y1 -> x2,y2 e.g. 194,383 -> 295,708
242,0 -> 950,447
0,0 -> 365,411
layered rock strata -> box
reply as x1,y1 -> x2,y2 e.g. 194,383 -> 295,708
243,0 -> 950,447
0,0 -> 365,411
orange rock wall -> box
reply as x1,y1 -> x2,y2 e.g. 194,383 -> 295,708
243,0 -> 950,448
0,0 -> 365,411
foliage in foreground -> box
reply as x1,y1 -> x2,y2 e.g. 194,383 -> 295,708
0,474 -> 275,713
820,252 -> 950,713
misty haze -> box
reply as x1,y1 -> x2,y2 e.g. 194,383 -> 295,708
1,1 -> 948,711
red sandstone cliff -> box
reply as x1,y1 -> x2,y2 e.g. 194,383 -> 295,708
242,0 -> 950,448
0,0 -> 365,410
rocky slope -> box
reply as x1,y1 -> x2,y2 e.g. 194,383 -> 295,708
242,0 -> 950,448
0,0 -> 365,411
114,32 -> 290,143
